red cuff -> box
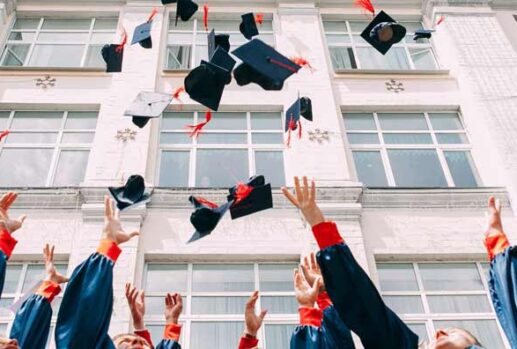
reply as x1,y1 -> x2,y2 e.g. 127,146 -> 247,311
299,306 -> 323,328
316,291 -> 332,311
312,222 -> 344,250
36,280 -> 61,303
135,329 -> 154,347
485,231 -> 510,261
96,239 -> 122,263
163,323 -> 182,341
238,336 -> 259,349
0,229 -> 17,259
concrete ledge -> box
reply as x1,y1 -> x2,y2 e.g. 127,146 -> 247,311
334,69 -> 450,77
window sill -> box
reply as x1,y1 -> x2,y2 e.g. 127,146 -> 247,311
334,69 -> 450,77
0,66 -> 108,76
162,69 -> 190,76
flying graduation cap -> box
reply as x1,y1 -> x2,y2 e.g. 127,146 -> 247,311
227,175 -> 273,220
101,44 -> 124,73
232,39 -> 301,91
124,91 -> 172,128
239,13 -> 260,40
161,0 -> 177,4
131,8 -> 159,49
285,96 -> 313,146
175,0 -> 199,26
360,10 -> 407,55
208,29 -> 231,59
187,196 -> 233,243
413,29 -> 435,41
108,175 -> 151,211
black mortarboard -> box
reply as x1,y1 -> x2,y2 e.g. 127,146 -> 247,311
131,21 -> 153,49
188,196 -> 232,243
185,59 -> 230,111
161,0 -> 177,4
124,91 -> 172,128
208,29 -> 231,59
108,175 -> 151,211
101,44 -> 123,73
210,46 -> 236,74
176,0 -> 199,26
284,96 -> 313,132
227,175 -> 273,220
413,29 -> 434,41
239,13 -> 259,40
360,11 -> 407,55
232,39 -> 301,91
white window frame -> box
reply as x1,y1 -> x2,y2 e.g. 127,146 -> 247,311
343,111 -> 481,187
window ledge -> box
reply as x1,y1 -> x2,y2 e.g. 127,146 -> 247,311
162,69 -> 190,76
0,66 -> 108,76
334,69 -> 450,77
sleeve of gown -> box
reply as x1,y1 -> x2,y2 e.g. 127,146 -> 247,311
155,324 -> 182,349
55,239 -> 121,349
313,222 -> 418,349
317,292 -> 355,349
290,307 -> 325,349
10,280 -> 61,349
0,229 -> 17,299
135,329 -> 154,348
238,336 -> 259,349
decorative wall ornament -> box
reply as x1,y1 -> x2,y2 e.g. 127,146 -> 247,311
35,75 -> 56,89
308,129 -> 330,143
115,128 -> 137,142
385,79 -> 405,93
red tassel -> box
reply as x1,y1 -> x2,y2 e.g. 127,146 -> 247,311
436,16 -> 445,26
286,117 -> 296,147
148,7 -> 158,22
353,0 -> 375,16
0,130 -> 9,141
298,120 -> 302,139
268,58 -> 298,73
115,28 -> 127,53
203,4 -> 209,31
172,86 -> 185,100
233,183 -> 253,205
187,110 -> 212,138
195,196 -> 218,209
255,13 -> 264,25
291,56 -> 312,70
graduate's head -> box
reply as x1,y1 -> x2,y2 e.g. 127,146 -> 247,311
113,333 -> 152,349
430,327 -> 482,349
0,338 -> 18,349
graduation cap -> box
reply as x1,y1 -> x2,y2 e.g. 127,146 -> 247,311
239,13 -> 259,40
285,97 -> 313,133
413,29 -> 435,41
227,175 -> 273,220
360,11 -> 407,55
124,91 -> 172,128
131,21 -> 153,49
175,0 -> 199,26
184,59 -> 231,111
161,0 -> 177,4
188,196 -> 232,243
208,29 -> 231,59
108,175 -> 151,211
101,44 -> 124,73
232,39 -> 301,91
210,46 -> 236,74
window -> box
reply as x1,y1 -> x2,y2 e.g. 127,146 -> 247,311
0,261 -> 68,348
0,17 -> 118,68
157,111 -> 285,187
0,110 -> 97,187
377,262 -> 507,348
143,263 -> 297,349
323,20 -> 438,71
343,112 -> 479,187
166,16 -> 274,70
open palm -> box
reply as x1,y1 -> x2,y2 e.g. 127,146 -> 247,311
294,268 -> 321,308
301,253 -> 325,292
245,291 -> 267,336
44,244 -> 69,284
103,196 -> 139,245
0,192 -> 26,234
487,196 -> 504,237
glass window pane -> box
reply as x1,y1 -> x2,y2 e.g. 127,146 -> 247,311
84,44 -> 105,67
261,296 -> 298,314
11,111 -> 62,130
428,295 -> 491,313
265,324 -> 296,349
252,133 -> 283,144
13,18 -> 40,30
347,133 -> 380,144
444,151 -> 478,187
29,44 -> 84,67
402,22 -> 424,33
159,151 -> 190,187
4,265 -> 22,293
4,132 -> 58,144
384,295 -> 424,314
23,265 -> 45,291
407,323 -> 428,341
190,322 -> 241,349
388,149 -> 447,187
436,133 -> 468,144
162,112 -> 193,129
160,132 -> 191,145
41,19 -> 91,30
93,18 -> 118,30
66,112 -> 98,129
329,47 -> 356,69
326,34 -> 351,44
191,296 -> 248,314
383,133 -> 433,144
196,149 -> 248,187
0,148 -> 53,186
378,113 -> 428,131
197,133 -> 247,144
259,264 -> 297,291
410,48 -> 437,70
145,296 -> 166,315
323,21 -> 348,32
357,47 -> 410,70
0,298 -> 14,317
203,112 -> 247,130
61,132 -> 95,143
192,264 -> 254,292
0,112 -> 8,129
53,150 -> 90,186
349,21 -> 370,32
377,263 -> 419,291
429,113 -> 463,130
251,112 -> 282,130
343,113 -> 376,130
0,324 -> 7,337
90,33 -> 115,44
168,18 -> 193,30
37,32 -> 89,43
352,151 -> 388,187
8,32 -> 36,41
434,320 -> 504,349
419,263 -> 483,291
1,44 -> 30,66
167,45 -> 191,69
145,264 -> 188,293
255,151 -> 285,188
194,45 -> 209,66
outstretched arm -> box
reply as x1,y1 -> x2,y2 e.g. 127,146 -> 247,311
156,293 -> 183,349
238,291 -> 267,349
126,283 -> 154,347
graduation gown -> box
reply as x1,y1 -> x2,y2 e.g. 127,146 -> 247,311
0,228 -> 17,299
311,222 -> 419,349
484,230 -> 517,347
10,280 -> 61,349
135,324 -> 183,349
238,335 -> 259,349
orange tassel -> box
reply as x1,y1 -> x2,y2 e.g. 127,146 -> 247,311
187,110 -> 212,138
0,130 -> 9,141
203,4 -> 209,31
353,0 -> 375,16
255,13 -> 264,25
291,56 -> 312,70
115,28 -> 127,53
234,183 -> 253,205
172,86 -> 185,100
436,16 -> 445,26
195,196 -> 218,209
286,117 -> 296,147
148,7 -> 158,22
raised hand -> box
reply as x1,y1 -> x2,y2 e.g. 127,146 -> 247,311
300,252 -> 325,292
0,192 -> 26,234
125,283 -> 146,330
244,291 -> 268,337
102,196 -> 139,245
486,196 -> 504,237
0,338 -> 19,349
44,244 -> 69,284
282,176 -> 325,227
165,293 -> 183,325
294,268 -> 321,308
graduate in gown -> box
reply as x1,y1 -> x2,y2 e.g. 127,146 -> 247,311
237,291 -> 268,349
9,244 -> 69,349
282,176 -> 484,349
484,196 -> 517,347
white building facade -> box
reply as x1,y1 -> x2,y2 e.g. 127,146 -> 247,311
1,0 -> 517,348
